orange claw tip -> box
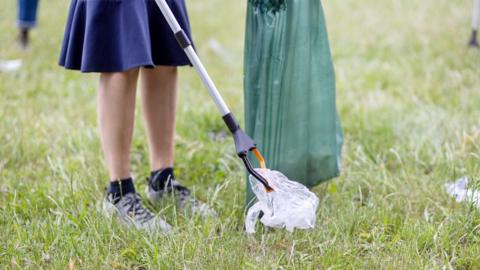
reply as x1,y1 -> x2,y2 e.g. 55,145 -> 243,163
252,148 -> 266,169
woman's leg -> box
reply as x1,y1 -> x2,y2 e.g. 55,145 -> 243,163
98,68 -> 139,181
140,66 -> 178,171
140,67 -> 216,217
99,68 -> 173,232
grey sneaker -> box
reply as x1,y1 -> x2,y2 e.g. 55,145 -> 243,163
146,175 -> 217,218
103,192 -> 171,233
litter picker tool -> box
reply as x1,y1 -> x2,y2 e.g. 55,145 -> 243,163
154,0 -> 273,192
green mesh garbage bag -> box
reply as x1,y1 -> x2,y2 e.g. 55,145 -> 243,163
244,0 -> 343,204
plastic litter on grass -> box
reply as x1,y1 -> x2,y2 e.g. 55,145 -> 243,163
245,169 -> 319,233
444,176 -> 480,209
0,59 -> 22,72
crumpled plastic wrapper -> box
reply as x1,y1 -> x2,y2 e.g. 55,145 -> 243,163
245,169 -> 319,233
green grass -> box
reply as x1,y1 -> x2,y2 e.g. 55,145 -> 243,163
2,0 -> 480,269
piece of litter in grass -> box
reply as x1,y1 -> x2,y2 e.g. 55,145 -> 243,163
444,176 -> 480,209
245,169 -> 319,233
0,59 -> 22,72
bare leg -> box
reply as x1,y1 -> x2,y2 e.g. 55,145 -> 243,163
140,66 -> 178,171
473,0 -> 480,30
98,68 -> 139,181
140,67 -> 217,217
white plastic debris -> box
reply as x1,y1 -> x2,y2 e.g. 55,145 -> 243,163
0,59 -> 22,72
245,169 -> 319,233
444,176 -> 480,209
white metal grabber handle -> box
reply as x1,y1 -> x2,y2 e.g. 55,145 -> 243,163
153,0 -> 274,191
154,0 -> 230,116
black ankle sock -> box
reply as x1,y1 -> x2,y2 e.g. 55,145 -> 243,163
107,177 -> 136,204
150,167 -> 174,191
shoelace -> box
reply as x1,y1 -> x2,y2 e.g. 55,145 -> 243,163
122,194 -> 154,223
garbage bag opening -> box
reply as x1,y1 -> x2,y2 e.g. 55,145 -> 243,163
245,168 -> 319,233
250,0 -> 286,12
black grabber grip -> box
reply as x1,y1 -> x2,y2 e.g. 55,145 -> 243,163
222,113 -> 274,192
174,30 -> 191,49
222,113 -> 254,156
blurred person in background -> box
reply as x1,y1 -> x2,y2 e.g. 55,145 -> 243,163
469,0 -> 480,47
17,0 -> 40,49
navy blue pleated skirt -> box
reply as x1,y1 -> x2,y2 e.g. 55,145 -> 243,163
59,0 -> 193,72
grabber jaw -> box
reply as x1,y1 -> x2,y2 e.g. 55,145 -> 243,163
222,113 -> 274,192
240,154 -> 274,192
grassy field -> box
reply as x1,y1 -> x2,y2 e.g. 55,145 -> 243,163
2,0 -> 480,269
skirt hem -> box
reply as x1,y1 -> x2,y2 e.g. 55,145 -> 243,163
59,60 -> 192,73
